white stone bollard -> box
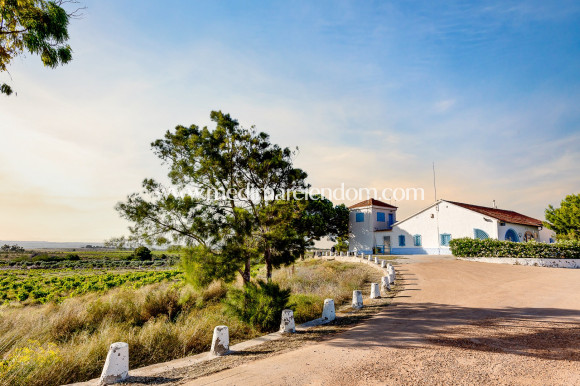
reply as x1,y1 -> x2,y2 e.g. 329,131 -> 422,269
387,263 -> 393,270
210,325 -> 230,356
389,271 -> 395,284
370,283 -> 380,299
368,255 -> 372,262
352,290 -> 363,309
280,309 -> 296,333
99,342 -> 129,385
381,260 -> 386,268
322,298 -> 336,321
381,276 -> 391,291
360,253 -> 364,259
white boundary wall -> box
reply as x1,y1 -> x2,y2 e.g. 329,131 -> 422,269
457,257 -> 580,269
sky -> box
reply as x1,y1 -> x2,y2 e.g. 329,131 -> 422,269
1,0 -> 579,242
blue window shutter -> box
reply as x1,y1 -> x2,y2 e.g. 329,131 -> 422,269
440,234 -> 451,246
388,213 -> 394,226
414,235 -> 421,246
474,229 -> 489,240
399,235 -> 405,246
377,212 -> 385,222
356,212 -> 364,222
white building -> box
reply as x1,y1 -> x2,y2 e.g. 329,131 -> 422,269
348,199 -> 554,255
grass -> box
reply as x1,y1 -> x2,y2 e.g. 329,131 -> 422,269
0,258 -> 378,386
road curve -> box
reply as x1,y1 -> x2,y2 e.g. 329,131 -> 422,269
189,257 -> 580,386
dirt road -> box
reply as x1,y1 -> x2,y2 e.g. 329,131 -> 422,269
190,257 -> 580,385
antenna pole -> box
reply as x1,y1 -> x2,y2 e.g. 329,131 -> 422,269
432,162 -> 437,202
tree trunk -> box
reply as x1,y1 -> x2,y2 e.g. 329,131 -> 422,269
265,248 -> 272,281
242,258 -> 251,284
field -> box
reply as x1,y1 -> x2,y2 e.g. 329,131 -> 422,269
0,254 -> 379,386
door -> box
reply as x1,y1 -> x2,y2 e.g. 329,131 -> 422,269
383,236 -> 391,255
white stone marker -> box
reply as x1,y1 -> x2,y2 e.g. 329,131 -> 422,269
370,283 -> 380,299
322,299 -> 336,321
387,263 -> 393,270
210,325 -> 230,356
360,253 -> 364,259
280,309 -> 296,333
352,290 -> 363,309
368,255 -> 372,262
381,276 -> 391,291
374,256 -> 379,264
381,260 -> 387,268
99,342 -> 129,385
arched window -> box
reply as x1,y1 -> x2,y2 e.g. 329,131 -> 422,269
474,228 -> 489,240
505,228 -> 519,242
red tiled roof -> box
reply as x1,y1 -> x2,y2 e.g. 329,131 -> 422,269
447,201 -> 543,227
348,198 -> 398,210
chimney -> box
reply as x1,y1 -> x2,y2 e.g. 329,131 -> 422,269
492,200 -> 497,209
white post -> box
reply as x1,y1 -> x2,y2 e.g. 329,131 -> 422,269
381,276 -> 391,291
370,283 -> 380,299
280,309 -> 296,333
360,253 -> 364,259
374,256 -> 379,264
387,263 -> 393,270
381,260 -> 386,268
322,299 -> 335,321
99,342 -> 129,385
210,325 -> 229,356
352,290 -> 363,309
368,255 -> 372,262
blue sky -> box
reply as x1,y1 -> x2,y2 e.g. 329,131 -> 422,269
1,0 -> 579,241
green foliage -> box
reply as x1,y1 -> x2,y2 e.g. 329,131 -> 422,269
0,0 -> 79,95
449,237 -> 580,259
1,244 -> 25,253
133,246 -> 152,261
333,236 -> 349,252
545,194 -> 580,240
179,245 -> 238,289
223,280 -> 291,331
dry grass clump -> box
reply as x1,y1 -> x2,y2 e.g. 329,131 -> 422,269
273,259 -> 376,323
0,281 -> 257,386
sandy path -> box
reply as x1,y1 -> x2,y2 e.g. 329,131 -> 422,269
189,258 -> 580,385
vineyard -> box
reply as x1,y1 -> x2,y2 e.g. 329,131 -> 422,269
0,269 -> 181,305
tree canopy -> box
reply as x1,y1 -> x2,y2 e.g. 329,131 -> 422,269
117,111 -> 348,287
545,193 -> 580,240
1,0 -> 81,95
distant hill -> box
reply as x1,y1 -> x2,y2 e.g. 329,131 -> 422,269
0,240 -> 104,249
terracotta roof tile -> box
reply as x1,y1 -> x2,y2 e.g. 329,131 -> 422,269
447,201 -> 542,227
348,198 -> 398,210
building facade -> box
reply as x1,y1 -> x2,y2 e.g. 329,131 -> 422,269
348,199 -> 554,255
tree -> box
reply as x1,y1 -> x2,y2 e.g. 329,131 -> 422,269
117,111 -> 309,286
545,194 -> 580,240
0,0 -> 83,95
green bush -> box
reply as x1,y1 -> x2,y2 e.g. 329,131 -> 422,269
223,280 -> 291,331
449,238 -> 580,259
133,246 -> 152,261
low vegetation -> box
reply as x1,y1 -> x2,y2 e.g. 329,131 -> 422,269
0,258 -> 376,386
450,238 -> 580,259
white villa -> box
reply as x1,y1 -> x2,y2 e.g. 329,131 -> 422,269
348,198 -> 555,255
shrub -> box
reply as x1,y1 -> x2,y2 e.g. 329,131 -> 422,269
449,238 -> 580,259
224,280 -> 291,331
133,246 -> 152,261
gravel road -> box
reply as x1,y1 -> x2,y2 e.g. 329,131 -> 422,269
189,257 -> 580,386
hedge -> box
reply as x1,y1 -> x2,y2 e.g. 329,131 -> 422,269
449,238 -> 580,259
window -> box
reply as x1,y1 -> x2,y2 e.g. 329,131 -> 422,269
440,233 -> 451,246
398,235 -> 406,246
505,228 -> 519,242
355,213 -> 364,222
377,212 -> 385,222
388,213 -> 394,226
474,229 -> 489,240
413,235 -> 422,246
